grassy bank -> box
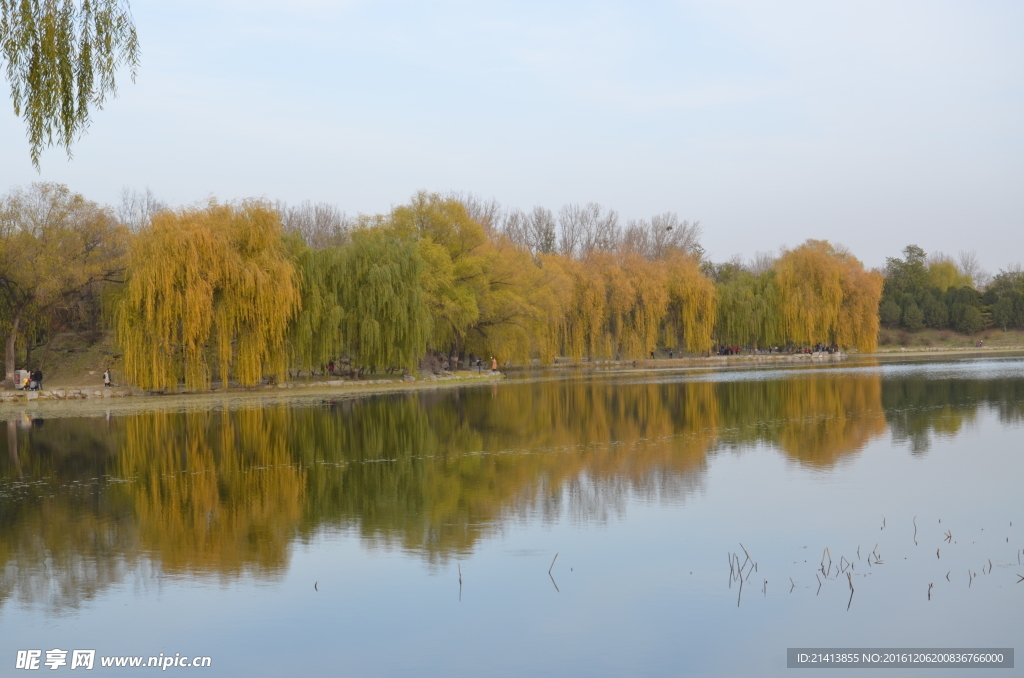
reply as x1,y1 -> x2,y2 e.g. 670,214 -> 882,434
877,327 -> 1024,352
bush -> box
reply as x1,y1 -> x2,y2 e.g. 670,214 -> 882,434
878,330 -> 893,346
898,331 -> 911,346
903,302 -> 925,332
952,304 -> 984,334
879,299 -> 902,328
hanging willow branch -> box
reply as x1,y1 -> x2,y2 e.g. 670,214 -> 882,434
115,201 -> 299,391
0,0 -> 139,168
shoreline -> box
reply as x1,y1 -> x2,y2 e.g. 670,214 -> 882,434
4,345 -> 1024,419
0,371 -> 505,420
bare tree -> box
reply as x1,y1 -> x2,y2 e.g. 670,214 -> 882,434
451,192 -> 503,233
592,205 -> 620,252
620,213 -> 702,260
276,200 -> 350,249
528,206 -> 557,254
957,250 -> 990,289
116,187 -> 167,231
558,203 -> 585,256
749,251 -> 776,275
557,202 -> 621,257
501,207 -> 530,249
621,218 -> 651,257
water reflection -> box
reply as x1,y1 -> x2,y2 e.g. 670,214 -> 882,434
2,361 -> 1023,611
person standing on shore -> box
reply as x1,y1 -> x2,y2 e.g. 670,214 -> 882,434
490,357 -> 497,372
103,368 -> 111,387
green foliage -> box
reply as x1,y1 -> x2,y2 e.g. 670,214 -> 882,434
885,245 -> 928,294
288,239 -> 345,371
879,245 -> 986,334
902,302 -> 924,332
0,0 -> 139,168
879,299 -> 901,328
992,297 -> 1014,331
950,303 -> 984,334
337,228 -> 429,371
921,295 -> 948,329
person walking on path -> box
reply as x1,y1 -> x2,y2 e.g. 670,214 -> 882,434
103,368 -> 111,387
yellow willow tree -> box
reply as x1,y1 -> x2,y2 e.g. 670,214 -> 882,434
774,240 -> 882,350
661,251 -> 716,353
463,237 -> 572,364
600,252 -> 669,359
115,202 -> 300,391
774,240 -> 845,347
835,254 -> 884,352
555,254 -> 606,361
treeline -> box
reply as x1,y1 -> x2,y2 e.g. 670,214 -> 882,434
1,183 -> 892,389
878,245 -> 1024,333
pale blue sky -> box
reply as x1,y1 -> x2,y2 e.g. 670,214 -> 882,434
2,0 -> 1022,271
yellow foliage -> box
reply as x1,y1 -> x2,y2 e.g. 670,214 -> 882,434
774,240 -> 883,351
927,260 -> 972,291
662,251 -> 716,353
115,202 -> 300,391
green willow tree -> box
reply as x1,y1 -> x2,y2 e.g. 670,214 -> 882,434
1,0 -> 139,168
337,228 -> 430,374
288,240 -> 345,372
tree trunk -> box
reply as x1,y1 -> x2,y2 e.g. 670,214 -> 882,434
7,419 -> 20,476
4,311 -> 21,389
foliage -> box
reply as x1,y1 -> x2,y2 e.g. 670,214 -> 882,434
0,182 -> 125,385
878,244 -> 990,334
0,0 -> 139,168
337,228 -> 429,371
114,201 -> 299,391
288,239 -> 345,372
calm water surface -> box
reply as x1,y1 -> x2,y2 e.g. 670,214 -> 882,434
2,356 -> 1023,677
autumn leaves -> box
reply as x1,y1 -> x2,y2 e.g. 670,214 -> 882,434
110,194 -> 884,390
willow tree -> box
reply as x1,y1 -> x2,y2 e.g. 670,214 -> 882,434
115,201 -> 299,391
775,240 -> 845,346
714,269 -> 782,349
288,239 -> 345,372
774,240 -> 882,351
1,0 -> 139,168
556,254 -> 606,361
464,236 -> 572,364
835,254 -> 884,352
382,193 -> 487,353
598,252 -> 668,359
662,251 -> 716,353
337,227 -> 429,373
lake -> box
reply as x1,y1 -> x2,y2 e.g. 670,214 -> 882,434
2,355 -> 1023,676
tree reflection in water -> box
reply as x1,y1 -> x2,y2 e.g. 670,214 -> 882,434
2,367 -> 1022,610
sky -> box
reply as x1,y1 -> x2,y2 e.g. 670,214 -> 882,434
2,0 -> 1023,272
